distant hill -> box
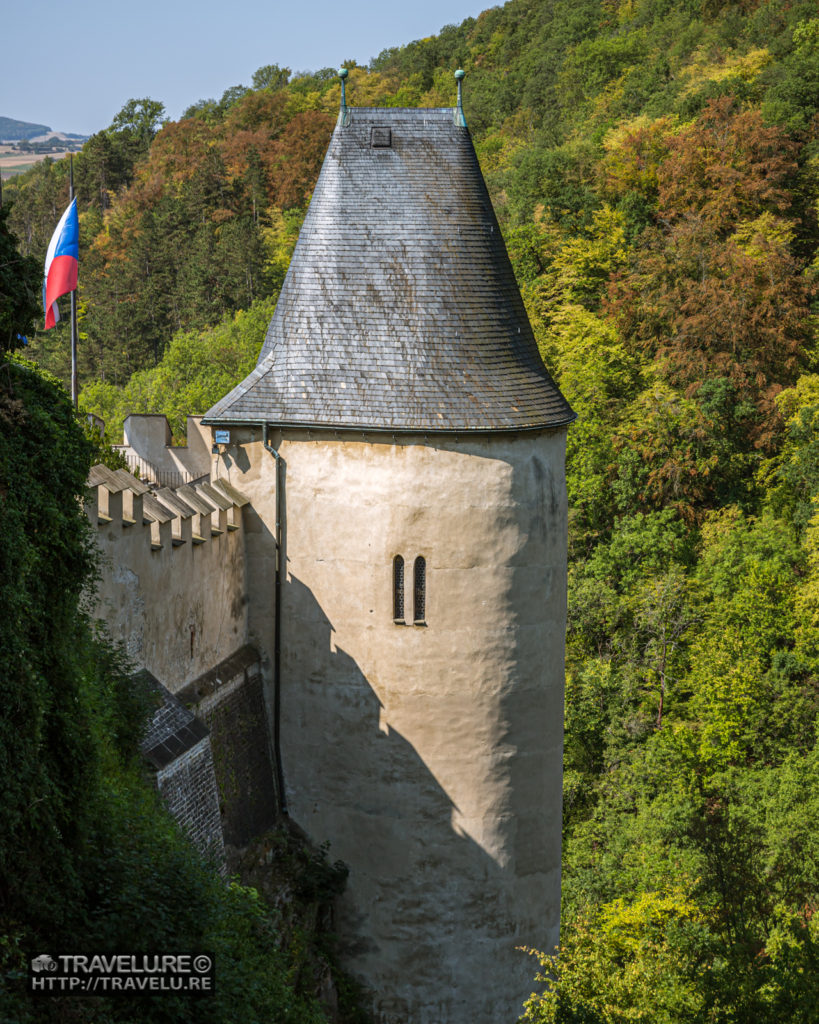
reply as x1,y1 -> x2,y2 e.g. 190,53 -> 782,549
0,115 -> 51,141
27,130 -> 86,144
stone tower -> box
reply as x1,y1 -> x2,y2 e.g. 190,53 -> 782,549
203,76 -> 574,1024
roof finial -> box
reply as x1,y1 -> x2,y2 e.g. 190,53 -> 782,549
454,69 -> 466,128
338,67 -> 351,127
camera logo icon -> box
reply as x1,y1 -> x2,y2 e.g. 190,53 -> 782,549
30,955 -> 58,973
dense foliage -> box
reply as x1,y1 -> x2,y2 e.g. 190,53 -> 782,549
0,204 -> 39,352
4,0 -> 819,1019
0,355 -> 333,1023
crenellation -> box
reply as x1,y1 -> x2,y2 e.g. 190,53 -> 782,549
89,467 -> 249,556
197,482 -> 231,535
88,465 -> 249,690
123,491 -> 143,527
177,484 -> 215,540
142,492 -> 174,549
212,482 -> 242,530
173,517 -> 192,547
155,487 -> 195,546
84,484 -> 98,524
104,486 -> 123,525
113,469 -> 150,525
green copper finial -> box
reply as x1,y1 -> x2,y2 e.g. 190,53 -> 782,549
454,69 -> 466,127
338,67 -> 350,127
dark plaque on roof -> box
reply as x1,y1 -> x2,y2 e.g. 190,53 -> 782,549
371,126 -> 392,148
204,106 -> 574,433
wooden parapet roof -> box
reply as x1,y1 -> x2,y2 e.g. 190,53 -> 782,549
177,484 -> 217,516
89,464 -> 131,491
142,493 -> 176,524
211,478 -> 249,507
196,480 -> 234,511
86,466 -> 247,548
155,487 -> 197,519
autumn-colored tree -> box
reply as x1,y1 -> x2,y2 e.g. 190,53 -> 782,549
136,117 -> 215,195
265,111 -> 334,209
609,217 -> 811,447
224,89 -> 288,135
656,96 -> 797,233
607,99 -> 812,450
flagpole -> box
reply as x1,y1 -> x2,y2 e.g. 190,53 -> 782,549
69,155 -> 78,409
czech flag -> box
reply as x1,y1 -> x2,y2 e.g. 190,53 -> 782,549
43,198 -> 79,329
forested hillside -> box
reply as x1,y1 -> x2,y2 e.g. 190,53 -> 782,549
0,116 -> 51,141
4,0 -> 819,1019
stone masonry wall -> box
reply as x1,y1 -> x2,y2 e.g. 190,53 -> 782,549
177,646 -> 279,853
90,469 -> 273,865
156,738 -> 226,861
139,670 -> 226,864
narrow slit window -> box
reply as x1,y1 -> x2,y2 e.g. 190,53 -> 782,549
413,556 -> 426,624
393,555 -> 405,622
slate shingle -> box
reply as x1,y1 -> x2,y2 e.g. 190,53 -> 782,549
204,107 -> 574,433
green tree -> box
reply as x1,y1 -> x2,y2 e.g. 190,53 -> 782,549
0,352 -> 337,1024
0,203 -> 40,351
762,17 -> 819,132
252,63 -> 292,91
109,96 -> 166,148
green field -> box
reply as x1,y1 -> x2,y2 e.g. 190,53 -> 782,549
0,162 -> 36,179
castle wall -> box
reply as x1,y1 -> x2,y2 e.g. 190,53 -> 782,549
89,477 -> 279,856
88,481 -> 247,692
216,427 -> 567,1024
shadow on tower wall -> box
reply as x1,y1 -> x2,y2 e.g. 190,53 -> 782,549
275,570 -> 553,1024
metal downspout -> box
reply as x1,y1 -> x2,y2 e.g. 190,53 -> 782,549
263,424 -> 288,816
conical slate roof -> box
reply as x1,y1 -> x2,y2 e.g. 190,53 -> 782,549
204,105 -> 574,432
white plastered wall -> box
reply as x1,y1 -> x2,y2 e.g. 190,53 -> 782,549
90,504 -> 247,690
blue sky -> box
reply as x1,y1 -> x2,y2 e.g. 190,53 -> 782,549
4,0 -> 486,136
